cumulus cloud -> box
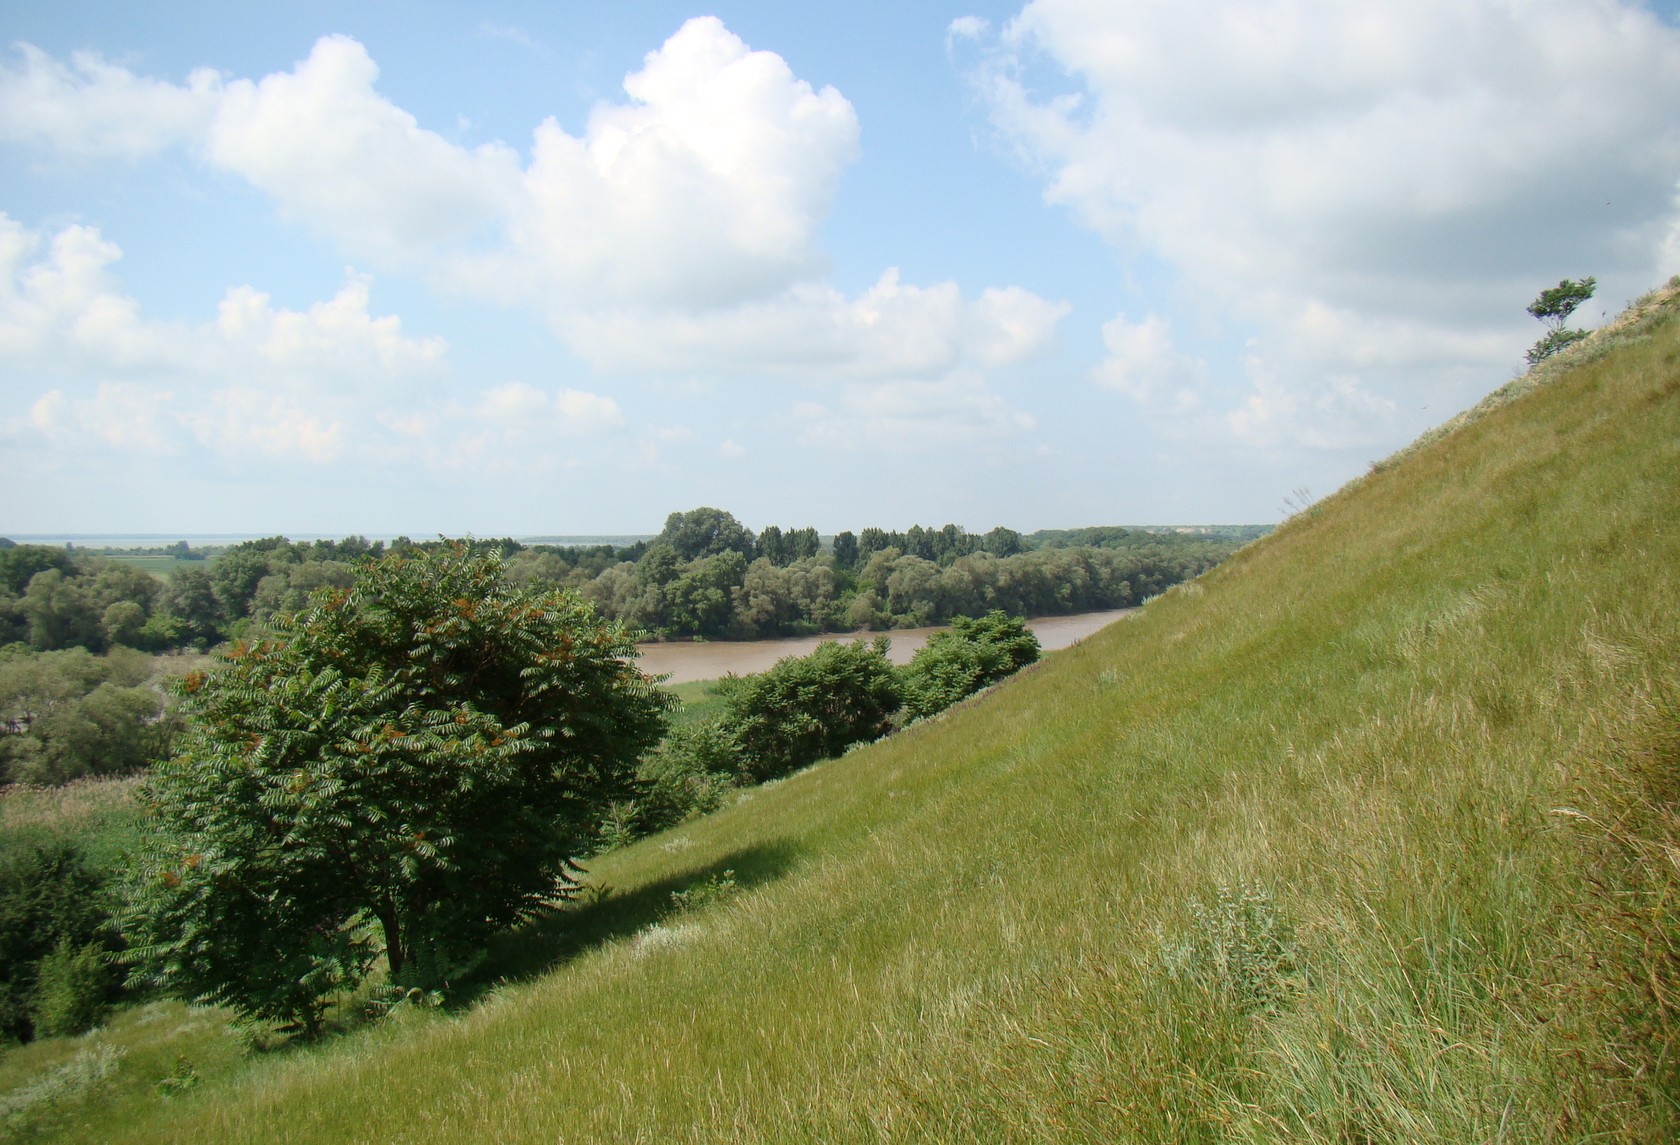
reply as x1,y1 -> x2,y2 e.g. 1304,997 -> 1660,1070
0,214 -> 444,388
0,214 -> 454,464
0,20 -> 1064,432
0,44 -> 221,159
1093,313 -> 1206,413
564,269 -> 1067,378
967,0 -> 1680,448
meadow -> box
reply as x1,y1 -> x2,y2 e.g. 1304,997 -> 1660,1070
2,281 -> 1678,1141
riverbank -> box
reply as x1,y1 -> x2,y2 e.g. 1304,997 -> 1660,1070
634,608 -> 1136,684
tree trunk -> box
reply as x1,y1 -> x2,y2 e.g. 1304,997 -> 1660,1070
377,903 -> 405,985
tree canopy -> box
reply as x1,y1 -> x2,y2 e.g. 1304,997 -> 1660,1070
120,546 -> 671,1031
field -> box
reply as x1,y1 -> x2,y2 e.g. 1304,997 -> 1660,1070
95,555 -> 209,578
4,282 -> 1678,1141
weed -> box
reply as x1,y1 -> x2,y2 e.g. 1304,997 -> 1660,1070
669,869 -> 737,913
1163,881 -> 1304,1013
0,1043 -> 123,1130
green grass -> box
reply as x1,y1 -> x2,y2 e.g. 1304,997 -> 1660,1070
661,679 -> 729,730
11,282 -> 1680,1141
0,776 -> 146,869
96,555 -> 207,579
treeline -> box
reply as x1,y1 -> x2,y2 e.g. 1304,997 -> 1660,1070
0,510 -> 1244,653
573,509 -> 1231,639
0,536 -> 386,654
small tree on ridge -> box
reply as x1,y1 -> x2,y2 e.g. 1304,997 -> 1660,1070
1525,276 -> 1596,365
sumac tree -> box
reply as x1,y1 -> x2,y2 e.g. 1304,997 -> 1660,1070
119,546 -> 670,1033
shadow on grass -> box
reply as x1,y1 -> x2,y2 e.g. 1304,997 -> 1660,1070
459,838 -> 802,1003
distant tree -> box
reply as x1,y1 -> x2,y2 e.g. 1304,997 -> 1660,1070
983,526 -> 1025,558
156,567 -> 222,648
757,525 -> 786,566
120,546 -> 670,1032
1525,276 -> 1596,365
665,551 -> 747,638
19,571 -> 102,652
786,527 -> 820,562
0,547 -> 74,597
857,528 -> 891,561
658,508 -> 756,562
832,531 -> 859,571
211,547 -> 281,622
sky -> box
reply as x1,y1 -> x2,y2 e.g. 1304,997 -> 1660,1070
2,0 -> 1679,537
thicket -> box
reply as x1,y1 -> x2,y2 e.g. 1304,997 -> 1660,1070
0,841 -> 117,1043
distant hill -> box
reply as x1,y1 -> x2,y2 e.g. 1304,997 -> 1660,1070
62,279 -> 1680,1141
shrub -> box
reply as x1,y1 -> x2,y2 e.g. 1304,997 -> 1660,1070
119,546 -> 672,1032
899,610 -> 1040,721
29,939 -> 109,1038
0,842 -> 113,1042
717,638 -> 901,782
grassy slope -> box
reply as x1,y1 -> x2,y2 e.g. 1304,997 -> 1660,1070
70,288 -> 1680,1140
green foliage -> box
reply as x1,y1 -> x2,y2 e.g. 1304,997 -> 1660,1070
119,545 -> 672,1032
0,648 -> 172,786
716,638 -> 901,782
0,842 -> 113,1043
657,507 -> 756,562
899,610 -> 1041,721
614,719 -> 743,842
1526,276 -> 1596,364
30,940 -> 111,1038
668,869 -> 736,912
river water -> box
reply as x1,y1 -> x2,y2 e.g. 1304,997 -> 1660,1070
634,609 -> 1136,685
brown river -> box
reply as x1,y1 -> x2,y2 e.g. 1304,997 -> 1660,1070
634,609 -> 1137,685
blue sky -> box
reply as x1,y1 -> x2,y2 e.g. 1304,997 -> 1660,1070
3,1 -> 1679,536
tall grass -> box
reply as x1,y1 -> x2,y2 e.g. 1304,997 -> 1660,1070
24,284 -> 1680,1141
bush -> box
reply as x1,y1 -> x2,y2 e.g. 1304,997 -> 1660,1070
30,939 -> 109,1038
899,611 -> 1040,721
0,842 -> 113,1042
717,638 -> 901,781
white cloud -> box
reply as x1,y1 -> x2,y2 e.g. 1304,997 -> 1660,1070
1093,313 -> 1206,412
0,215 -> 445,389
206,35 -> 523,265
563,268 -> 1067,378
0,22 -> 1064,427
968,0 -> 1680,448
0,214 -> 447,465
794,374 -> 1036,450
214,275 -> 446,378
183,389 -> 345,463
471,381 -> 624,436
0,44 -> 221,159
29,383 -> 179,453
